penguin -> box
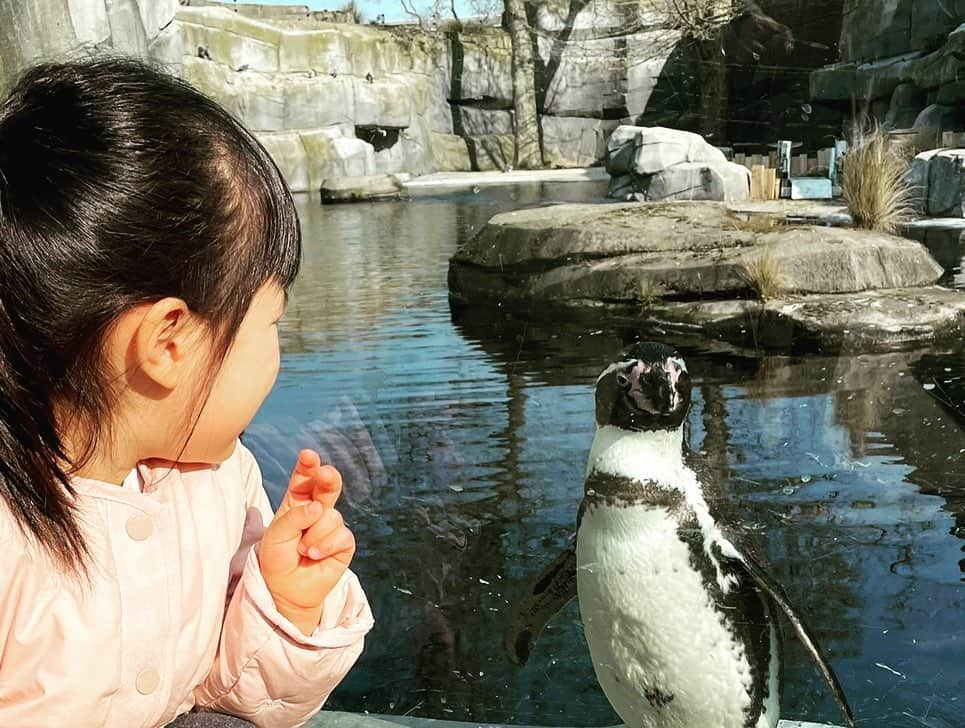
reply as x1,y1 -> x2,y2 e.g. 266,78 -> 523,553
197,45 -> 211,61
365,72 -> 374,84
505,341 -> 854,728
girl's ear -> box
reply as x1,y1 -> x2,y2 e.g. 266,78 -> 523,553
133,297 -> 203,390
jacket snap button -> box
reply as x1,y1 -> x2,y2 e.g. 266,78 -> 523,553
125,515 -> 153,541
135,668 -> 160,695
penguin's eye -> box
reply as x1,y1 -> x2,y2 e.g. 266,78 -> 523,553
616,372 -> 629,387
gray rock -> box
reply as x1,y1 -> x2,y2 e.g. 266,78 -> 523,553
885,81 -> 925,129
452,29 -> 513,108
936,80 -> 965,105
608,173 -> 638,200
837,0 -> 965,64
319,174 -> 406,203
926,149 -> 965,217
451,202 -> 941,292
763,287 -> 965,349
0,0 -> 177,94
258,128 -> 380,193
912,104 -> 960,150
607,125 -> 726,177
542,116 -> 617,168
809,63 -> 857,102
839,0 -> 913,63
909,23 -> 965,91
457,107 -> 514,136
449,201 -> 958,350
855,55 -> 917,102
905,149 -> 940,213
646,162 -> 750,203
536,34 -> 629,117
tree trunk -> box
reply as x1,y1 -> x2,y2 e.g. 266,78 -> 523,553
504,0 -> 543,169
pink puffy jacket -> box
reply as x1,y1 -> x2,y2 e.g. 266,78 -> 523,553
0,442 -> 374,728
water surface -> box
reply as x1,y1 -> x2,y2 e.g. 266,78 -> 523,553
245,184 -> 964,728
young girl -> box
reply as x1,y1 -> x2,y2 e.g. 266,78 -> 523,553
0,57 -> 373,726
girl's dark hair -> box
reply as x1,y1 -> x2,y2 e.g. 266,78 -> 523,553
0,56 -> 301,573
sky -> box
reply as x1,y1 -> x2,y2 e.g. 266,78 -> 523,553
239,0 -> 480,23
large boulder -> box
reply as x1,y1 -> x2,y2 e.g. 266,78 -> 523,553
926,149 -> 965,217
448,201 -> 961,351
885,82 -> 926,129
646,162 -> 750,203
912,104 -> 965,151
319,174 -> 407,203
607,125 -> 726,176
905,149 -> 938,214
604,126 -> 744,202
906,148 -> 965,217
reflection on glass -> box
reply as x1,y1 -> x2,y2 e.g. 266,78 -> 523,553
245,185 -> 963,728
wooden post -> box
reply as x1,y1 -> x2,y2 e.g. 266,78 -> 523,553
817,148 -> 831,170
750,164 -> 765,200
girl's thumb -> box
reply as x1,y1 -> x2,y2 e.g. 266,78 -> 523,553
267,501 -> 324,542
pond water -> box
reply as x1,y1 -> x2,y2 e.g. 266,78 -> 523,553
244,184 -> 964,728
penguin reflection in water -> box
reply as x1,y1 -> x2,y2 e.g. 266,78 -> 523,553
505,342 -> 854,728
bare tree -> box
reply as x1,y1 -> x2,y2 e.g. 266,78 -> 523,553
639,0 -> 737,40
504,0 -> 544,168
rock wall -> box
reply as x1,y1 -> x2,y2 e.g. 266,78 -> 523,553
180,0 -> 358,25
5,0 -> 821,190
175,0 -> 686,189
810,2 -> 965,149
0,0 -> 181,95
838,0 -> 965,64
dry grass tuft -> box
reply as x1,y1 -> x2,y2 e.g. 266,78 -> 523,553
741,246 -> 783,301
638,277 -> 662,309
842,125 -> 913,234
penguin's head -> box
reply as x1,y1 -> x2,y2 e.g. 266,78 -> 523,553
594,342 -> 691,432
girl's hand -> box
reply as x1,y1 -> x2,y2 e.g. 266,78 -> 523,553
258,449 -> 356,635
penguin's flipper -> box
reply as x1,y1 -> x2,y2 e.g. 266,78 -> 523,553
737,553 -> 855,728
503,546 -> 577,666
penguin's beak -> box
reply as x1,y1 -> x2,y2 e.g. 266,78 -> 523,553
619,357 -> 686,415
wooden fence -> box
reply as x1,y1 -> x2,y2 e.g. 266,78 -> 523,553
734,148 -> 836,201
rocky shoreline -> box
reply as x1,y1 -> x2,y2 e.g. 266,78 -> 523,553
448,201 -> 965,351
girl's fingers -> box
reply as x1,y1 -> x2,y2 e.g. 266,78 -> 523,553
312,464 -> 342,510
301,526 -> 355,564
297,509 -> 351,558
286,449 -> 323,501
285,450 -> 343,511
264,500 -> 324,545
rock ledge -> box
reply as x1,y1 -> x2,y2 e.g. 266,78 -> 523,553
448,202 -> 965,351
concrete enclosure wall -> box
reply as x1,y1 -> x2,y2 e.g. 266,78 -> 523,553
0,0 -> 182,95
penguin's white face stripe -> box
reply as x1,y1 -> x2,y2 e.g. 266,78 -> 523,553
597,356 -> 687,387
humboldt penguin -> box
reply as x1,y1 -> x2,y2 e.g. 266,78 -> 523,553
505,341 -> 854,728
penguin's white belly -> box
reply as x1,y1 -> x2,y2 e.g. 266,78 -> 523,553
576,503 -> 762,728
